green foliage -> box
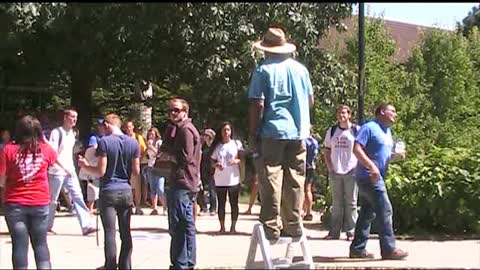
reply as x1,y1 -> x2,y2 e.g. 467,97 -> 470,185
1,3 -> 353,137
387,147 -> 480,234
459,4 -> 480,36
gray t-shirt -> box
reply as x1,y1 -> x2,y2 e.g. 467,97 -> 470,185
96,134 -> 140,191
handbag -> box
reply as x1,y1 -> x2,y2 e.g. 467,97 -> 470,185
153,151 -> 176,178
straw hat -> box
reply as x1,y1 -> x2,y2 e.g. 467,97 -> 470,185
252,27 -> 296,54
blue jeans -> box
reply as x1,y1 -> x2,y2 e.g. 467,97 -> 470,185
167,188 -> 196,270
350,178 -> 396,255
4,203 -> 51,269
48,173 -> 92,232
99,189 -> 133,269
147,167 -> 166,198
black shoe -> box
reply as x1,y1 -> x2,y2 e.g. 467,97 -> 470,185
349,250 -> 375,259
303,214 -> 313,221
135,207 -> 144,215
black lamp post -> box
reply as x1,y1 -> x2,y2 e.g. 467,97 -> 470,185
358,2 -> 366,124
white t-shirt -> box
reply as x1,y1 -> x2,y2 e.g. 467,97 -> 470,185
78,146 -> 98,181
147,139 -> 163,168
48,126 -> 76,176
323,125 -> 358,175
211,140 -> 243,187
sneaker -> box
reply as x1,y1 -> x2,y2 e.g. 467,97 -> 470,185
209,210 -> 216,216
303,214 -> 313,221
382,248 -> 408,260
150,209 -> 159,215
47,229 -> 57,236
349,250 -> 375,259
82,227 -> 98,236
135,207 -> 144,215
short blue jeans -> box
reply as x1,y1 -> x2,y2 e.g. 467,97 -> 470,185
4,203 -> 51,269
147,167 -> 166,198
350,178 -> 396,256
167,188 -> 196,270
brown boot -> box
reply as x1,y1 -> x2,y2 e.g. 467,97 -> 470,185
382,248 -> 408,260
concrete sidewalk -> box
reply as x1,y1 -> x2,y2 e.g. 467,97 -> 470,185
1,203 -> 479,269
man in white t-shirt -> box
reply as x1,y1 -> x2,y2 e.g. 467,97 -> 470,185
47,108 -> 96,235
322,104 -> 359,240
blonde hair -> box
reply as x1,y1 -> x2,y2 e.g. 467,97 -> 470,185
148,127 -> 161,140
104,113 -> 122,128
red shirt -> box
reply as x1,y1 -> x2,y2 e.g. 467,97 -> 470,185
0,142 -> 57,206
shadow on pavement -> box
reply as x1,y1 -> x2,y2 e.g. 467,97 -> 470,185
310,255 -> 382,263
196,230 -> 252,237
130,227 -> 169,234
302,221 -> 328,231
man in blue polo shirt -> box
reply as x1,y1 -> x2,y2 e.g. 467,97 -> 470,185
248,26 -> 314,241
349,103 -> 408,260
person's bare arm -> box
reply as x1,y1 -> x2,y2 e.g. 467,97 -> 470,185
353,143 -> 380,182
78,156 -> 107,178
322,148 -> 333,173
0,175 -> 5,187
131,157 -> 140,178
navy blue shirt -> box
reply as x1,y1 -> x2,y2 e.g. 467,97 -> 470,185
96,134 -> 140,191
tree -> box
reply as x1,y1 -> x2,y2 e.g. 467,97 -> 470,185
2,3 -> 354,140
458,4 -> 480,36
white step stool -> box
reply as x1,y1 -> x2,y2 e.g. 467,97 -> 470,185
245,223 -> 314,269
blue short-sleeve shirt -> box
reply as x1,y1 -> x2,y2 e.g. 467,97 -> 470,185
96,134 -> 140,191
248,55 -> 313,140
355,120 -> 394,181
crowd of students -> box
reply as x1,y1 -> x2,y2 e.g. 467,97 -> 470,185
0,25 -> 409,270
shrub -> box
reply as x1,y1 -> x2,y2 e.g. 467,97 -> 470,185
386,146 -> 480,234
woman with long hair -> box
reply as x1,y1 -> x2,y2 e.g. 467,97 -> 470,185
146,127 -> 167,215
210,121 -> 244,234
0,115 -> 57,269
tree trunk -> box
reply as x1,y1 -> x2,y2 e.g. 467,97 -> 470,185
70,70 -> 94,143
133,104 -> 152,137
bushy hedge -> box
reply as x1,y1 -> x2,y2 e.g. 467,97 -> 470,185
386,147 -> 480,234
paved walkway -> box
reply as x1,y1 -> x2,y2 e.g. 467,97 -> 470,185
1,203 -> 479,269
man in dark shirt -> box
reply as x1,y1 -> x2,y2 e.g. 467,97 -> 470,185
165,98 -> 201,270
79,113 -> 140,269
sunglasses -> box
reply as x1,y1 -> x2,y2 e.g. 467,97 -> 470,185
168,108 -> 184,114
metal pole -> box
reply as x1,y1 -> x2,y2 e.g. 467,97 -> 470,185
358,2 -> 366,124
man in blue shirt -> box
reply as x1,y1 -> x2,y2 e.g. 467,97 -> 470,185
248,26 -> 314,240
79,113 -> 140,269
349,103 -> 408,260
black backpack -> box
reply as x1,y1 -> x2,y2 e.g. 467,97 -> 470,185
330,124 -> 359,138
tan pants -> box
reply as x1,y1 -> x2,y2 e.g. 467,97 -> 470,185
258,138 -> 306,239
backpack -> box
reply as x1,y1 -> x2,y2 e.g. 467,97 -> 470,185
330,124 -> 359,139
50,127 -> 64,152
